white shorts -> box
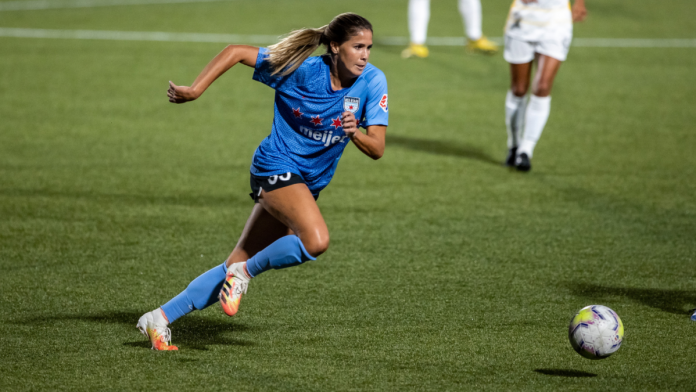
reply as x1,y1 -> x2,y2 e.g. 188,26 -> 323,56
504,35 -> 572,63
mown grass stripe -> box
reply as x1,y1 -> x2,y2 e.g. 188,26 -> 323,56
0,0 -> 232,12
0,28 -> 695,48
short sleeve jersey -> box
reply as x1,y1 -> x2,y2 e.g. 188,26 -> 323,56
251,47 -> 389,195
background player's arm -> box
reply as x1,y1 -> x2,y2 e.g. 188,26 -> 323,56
342,111 -> 385,160
168,45 -> 259,104
571,0 -> 587,22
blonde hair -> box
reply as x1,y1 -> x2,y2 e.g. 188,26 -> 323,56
267,13 -> 373,76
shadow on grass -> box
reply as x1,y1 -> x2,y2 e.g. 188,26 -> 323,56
387,135 -> 500,166
570,283 -> 696,315
18,311 -> 255,351
534,369 -> 597,378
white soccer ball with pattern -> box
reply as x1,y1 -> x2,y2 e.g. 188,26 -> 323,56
568,305 -> 624,360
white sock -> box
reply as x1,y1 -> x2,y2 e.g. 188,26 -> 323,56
154,308 -> 169,326
231,261 -> 251,281
408,0 -> 430,45
458,0 -> 482,41
518,95 -> 551,158
505,90 -> 526,149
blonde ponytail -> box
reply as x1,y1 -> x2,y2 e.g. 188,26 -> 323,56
267,26 -> 327,76
266,13 -> 373,77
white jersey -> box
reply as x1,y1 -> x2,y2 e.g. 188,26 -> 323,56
505,0 -> 573,42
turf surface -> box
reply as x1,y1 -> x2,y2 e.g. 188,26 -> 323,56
1,0 -> 695,390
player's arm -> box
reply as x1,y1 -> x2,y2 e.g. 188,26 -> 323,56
168,45 -> 259,104
571,0 -> 587,22
342,111 -> 385,160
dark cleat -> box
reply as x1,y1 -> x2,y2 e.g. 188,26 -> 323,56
515,153 -> 531,172
504,147 -> 517,167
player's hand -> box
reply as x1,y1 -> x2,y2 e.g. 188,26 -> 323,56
572,1 -> 587,22
520,0 -> 537,4
341,111 -> 359,138
167,81 -> 198,104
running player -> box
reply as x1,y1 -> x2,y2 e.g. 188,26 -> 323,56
503,0 -> 587,171
402,0 -> 498,58
136,13 -> 388,351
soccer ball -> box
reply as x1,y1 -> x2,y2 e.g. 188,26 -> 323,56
568,305 -> 624,360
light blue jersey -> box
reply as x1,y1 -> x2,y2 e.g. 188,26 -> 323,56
251,47 -> 389,195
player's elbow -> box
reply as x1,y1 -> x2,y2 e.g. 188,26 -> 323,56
370,149 -> 384,160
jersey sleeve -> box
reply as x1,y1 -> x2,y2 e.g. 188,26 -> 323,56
252,47 -> 290,90
361,70 -> 389,128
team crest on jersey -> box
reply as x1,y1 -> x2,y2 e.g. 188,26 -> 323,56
344,97 -> 360,113
379,94 -> 388,112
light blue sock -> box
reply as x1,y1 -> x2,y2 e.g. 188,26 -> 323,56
245,235 -> 316,277
161,262 -> 227,323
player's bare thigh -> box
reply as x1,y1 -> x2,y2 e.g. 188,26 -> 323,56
510,61 -> 533,97
258,183 -> 329,258
531,53 -> 563,97
226,182 -> 329,267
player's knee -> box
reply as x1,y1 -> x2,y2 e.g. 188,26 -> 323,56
511,84 -> 528,97
302,232 -> 330,258
533,82 -> 552,97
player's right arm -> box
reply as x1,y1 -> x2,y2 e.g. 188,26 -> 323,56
571,0 -> 587,22
167,45 -> 259,104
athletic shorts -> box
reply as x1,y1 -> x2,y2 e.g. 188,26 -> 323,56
249,172 -> 318,203
504,34 -> 572,63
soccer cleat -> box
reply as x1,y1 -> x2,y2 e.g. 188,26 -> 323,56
401,43 -> 429,59
691,309 -> 696,322
219,263 -> 249,317
137,310 -> 178,351
515,152 -> 532,172
504,147 -> 518,167
466,36 -> 499,54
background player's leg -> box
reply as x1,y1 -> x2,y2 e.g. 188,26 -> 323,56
518,54 -> 562,162
505,61 -> 532,165
458,0 -> 482,41
461,0 -> 497,53
402,0 -> 430,58
408,0 -> 430,45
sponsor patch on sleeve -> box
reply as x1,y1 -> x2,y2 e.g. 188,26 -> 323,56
379,94 -> 388,112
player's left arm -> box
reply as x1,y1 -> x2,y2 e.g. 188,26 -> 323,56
342,111 -> 385,160
571,0 -> 587,22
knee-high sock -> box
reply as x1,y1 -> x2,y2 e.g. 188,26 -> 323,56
245,235 -> 316,278
458,0 -> 483,41
408,0 -> 430,45
505,90 -> 527,149
160,262 -> 227,323
518,95 -> 552,157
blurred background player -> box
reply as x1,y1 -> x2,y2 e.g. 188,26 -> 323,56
402,0 -> 498,58
137,13 -> 388,350
503,0 -> 587,171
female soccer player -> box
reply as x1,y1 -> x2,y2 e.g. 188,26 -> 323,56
503,0 -> 587,171
402,0 -> 498,58
137,13 -> 388,351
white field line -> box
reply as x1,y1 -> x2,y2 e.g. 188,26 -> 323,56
0,0 -> 232,12
1,28 -> 695,48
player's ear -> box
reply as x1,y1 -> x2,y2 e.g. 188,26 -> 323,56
330,41 -> 340,55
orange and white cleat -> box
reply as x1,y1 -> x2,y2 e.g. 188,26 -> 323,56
137,309 -> 178,351
219,262 -> 250,317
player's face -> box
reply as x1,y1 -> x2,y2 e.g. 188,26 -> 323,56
335,29 -> 373,77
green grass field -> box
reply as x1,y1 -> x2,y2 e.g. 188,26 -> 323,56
1,0 -> 695,390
